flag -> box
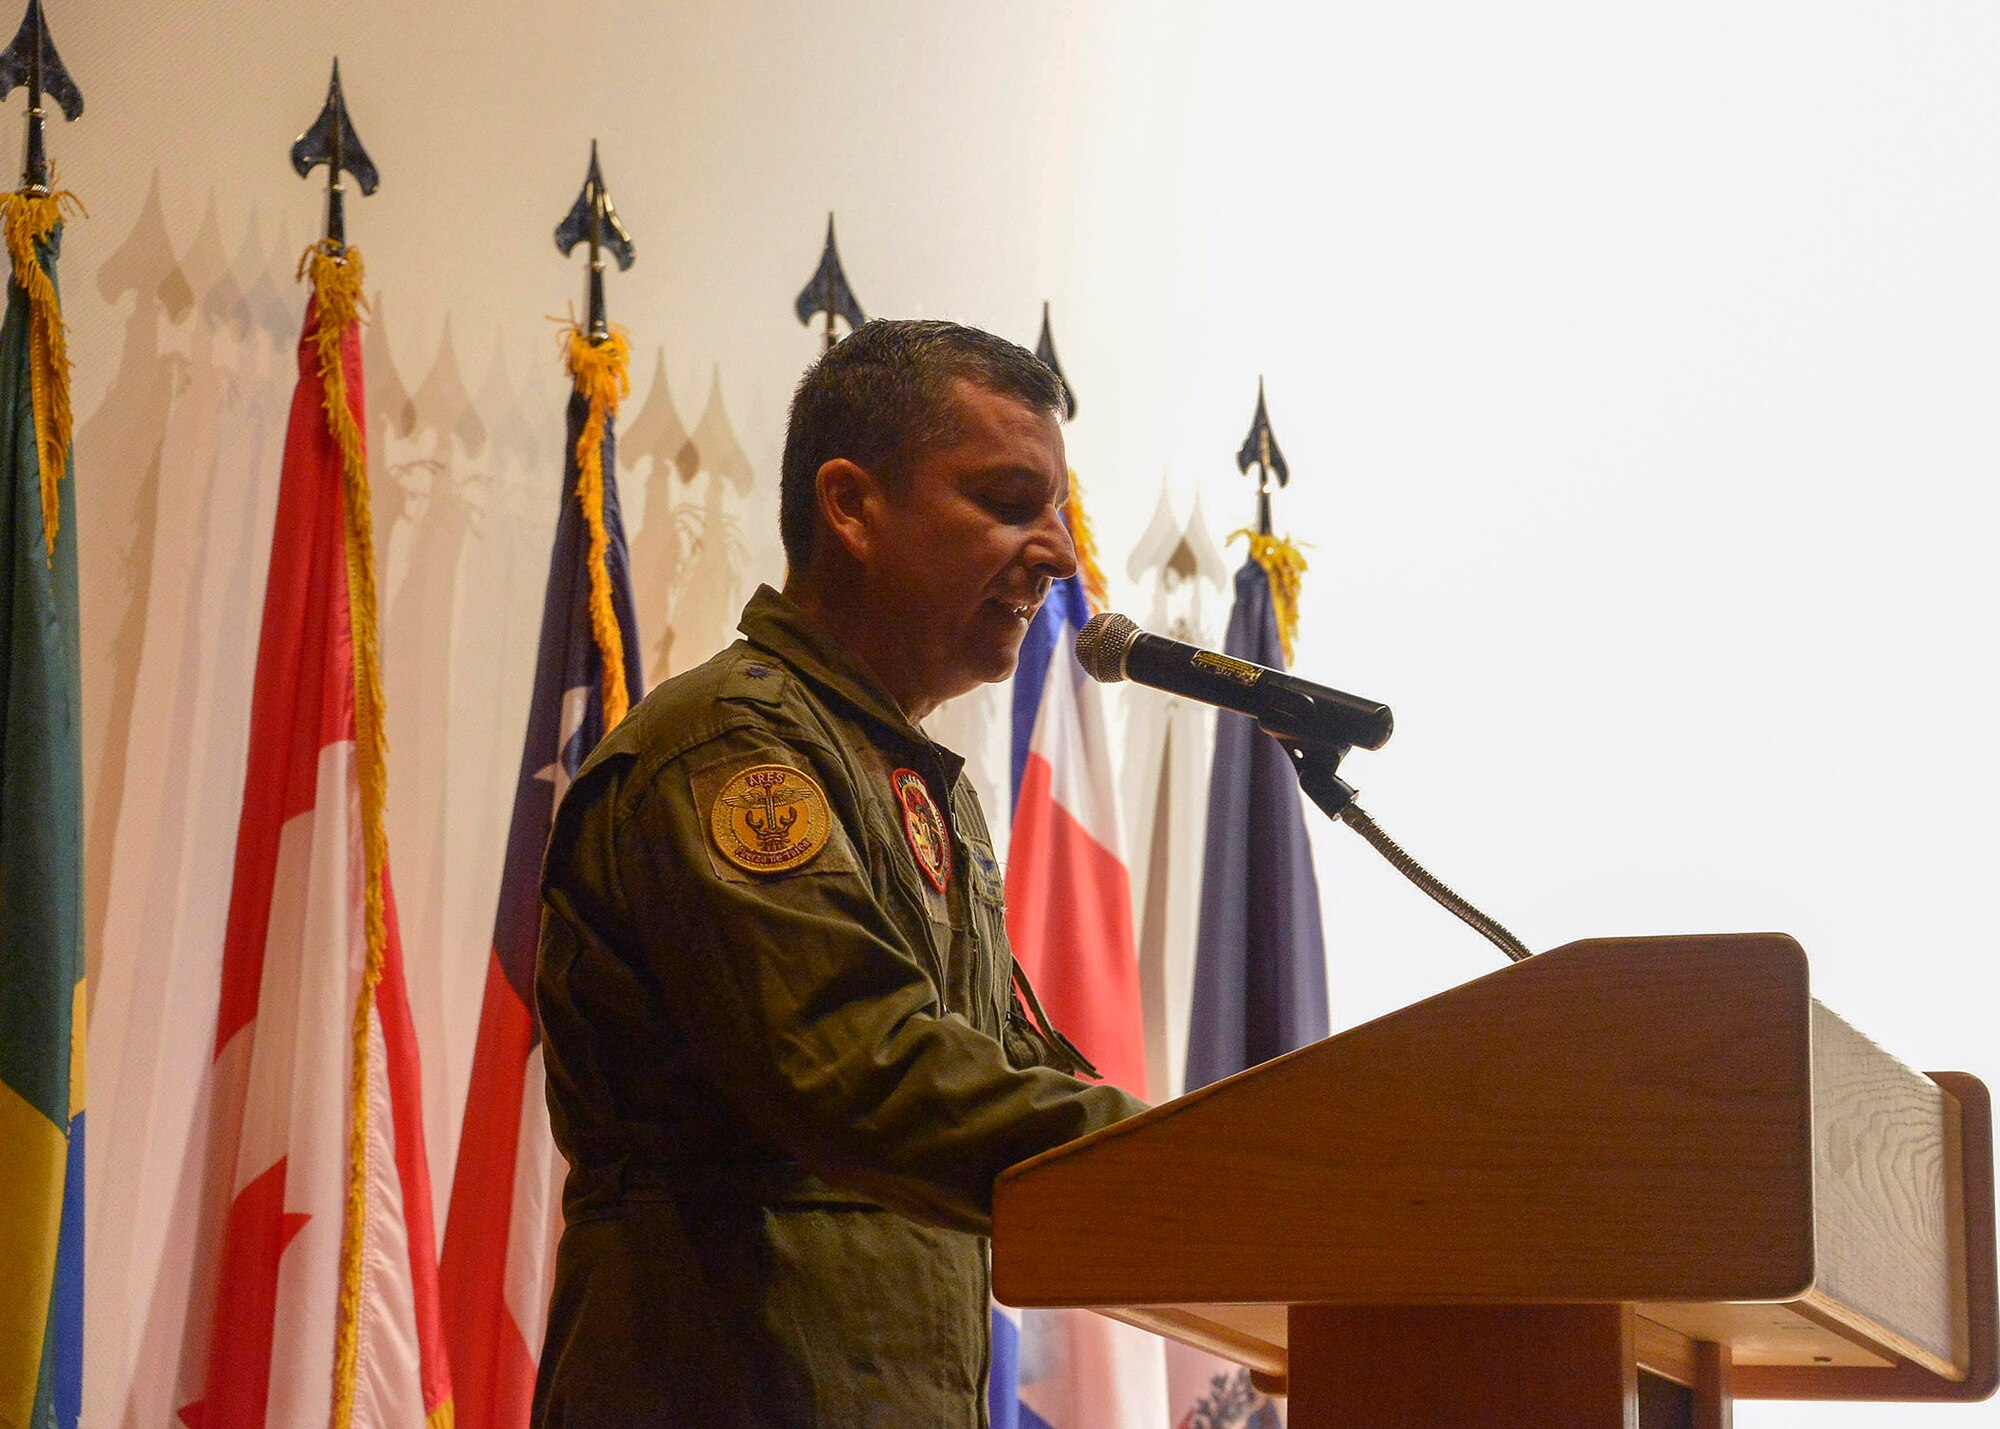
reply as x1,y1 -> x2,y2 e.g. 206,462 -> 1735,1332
1183,537 -> 1324,1092
1004,492 -> 1145,1097
1170,537 -> 1322,1429
0,186 -> 84,1429
994,490 -> 1165,1429
439,325 -> 641,1429
172,246 -> 453,1429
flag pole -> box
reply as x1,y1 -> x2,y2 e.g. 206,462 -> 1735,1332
1033,301 -> 1108,616
0,0 -> 80,557
288,57 -> 378,261
794,212 -> 866,351
1230,379 -> 1307,665
554,138 -> 635,346
554,140 -> 637,727
1236,377 -> 1287,540
1,0 -> 81,194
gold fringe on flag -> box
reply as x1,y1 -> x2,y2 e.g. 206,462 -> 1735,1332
562,323 -> 634,730
2,188 -> 84,560
300,242 -> 396,1429
1060,469 -> 1110,616
1230,529 -> 1309,666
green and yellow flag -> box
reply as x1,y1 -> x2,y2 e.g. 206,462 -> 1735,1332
0,183 -> 84,1429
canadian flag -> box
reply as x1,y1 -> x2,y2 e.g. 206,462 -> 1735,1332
173,253 -> 452,1429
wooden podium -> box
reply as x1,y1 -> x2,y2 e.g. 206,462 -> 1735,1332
992,934 -> 1997,1427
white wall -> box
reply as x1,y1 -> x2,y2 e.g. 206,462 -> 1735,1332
58,2 -> 1996,1423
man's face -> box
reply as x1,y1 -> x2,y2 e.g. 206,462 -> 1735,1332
849,379 -> 1077,712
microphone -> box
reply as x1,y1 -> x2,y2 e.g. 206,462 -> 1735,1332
1074,612 -> 1393,752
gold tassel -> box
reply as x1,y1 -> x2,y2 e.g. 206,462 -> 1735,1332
2,188 -> 83,561
1230,529 -> 1309,666
1060,469 -> 1110,616
562,323 -> 634,729
302,242 -> 393,1429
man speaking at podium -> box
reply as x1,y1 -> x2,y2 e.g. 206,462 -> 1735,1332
532,320 -> 1147,1427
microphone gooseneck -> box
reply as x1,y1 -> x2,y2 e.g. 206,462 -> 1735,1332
1076,611 -> 1534,965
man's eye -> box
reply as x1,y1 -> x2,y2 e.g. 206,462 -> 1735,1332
984,496 -> 1040,523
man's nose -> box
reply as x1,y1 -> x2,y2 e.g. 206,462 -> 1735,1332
1033,500 -> 1079,581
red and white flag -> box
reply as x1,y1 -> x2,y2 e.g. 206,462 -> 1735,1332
999,544 -> 1166,1429
173,248 -> 453,1429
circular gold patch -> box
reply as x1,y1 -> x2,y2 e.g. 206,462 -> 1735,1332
709,763 -> 832,874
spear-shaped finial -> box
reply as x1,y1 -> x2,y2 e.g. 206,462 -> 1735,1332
0,0 -> 83,194
555,140 -> 636,344
794,212 -> 865,353
289,59 -> 378,256
1034,301 -> 1078,422
1235,377 -> 1290,536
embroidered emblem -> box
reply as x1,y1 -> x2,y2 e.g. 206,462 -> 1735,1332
965,841 -> 1005,905
709,764 -> 832,874
892,767 -> 952,893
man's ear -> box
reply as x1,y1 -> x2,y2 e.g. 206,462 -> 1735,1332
815,458 -> 877,563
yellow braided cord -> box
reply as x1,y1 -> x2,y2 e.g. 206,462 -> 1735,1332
427,1397 -> 456,1429
1229,529 -> 1309,666
1060,468 -> 1109,616
562,324 -> 633,729
302,243 -> 389,1429
2,189 -> 83,561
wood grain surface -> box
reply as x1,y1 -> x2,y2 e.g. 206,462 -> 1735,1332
1735,1069 -> 1996,1402
1285,1303 -> 1638,1429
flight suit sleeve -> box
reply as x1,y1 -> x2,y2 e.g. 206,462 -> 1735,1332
572,723 -> 1145,1238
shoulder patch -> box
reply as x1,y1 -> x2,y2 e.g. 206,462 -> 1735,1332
709,763 -> 833,874
892,768 -> 952,893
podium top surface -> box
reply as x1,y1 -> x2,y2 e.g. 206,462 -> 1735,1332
992,934 -> 1995,1400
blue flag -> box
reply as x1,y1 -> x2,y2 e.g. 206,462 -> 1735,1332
1183,555 -> 1328,1093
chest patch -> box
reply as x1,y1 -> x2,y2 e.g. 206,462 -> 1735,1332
891,768 -> 952,893
708,763 -> 832,874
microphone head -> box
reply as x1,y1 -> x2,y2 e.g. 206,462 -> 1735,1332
1074,612 -> 1139,683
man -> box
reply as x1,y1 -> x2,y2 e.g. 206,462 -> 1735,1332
533,320 -> 1148,1427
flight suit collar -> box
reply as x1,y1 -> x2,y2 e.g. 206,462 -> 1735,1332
738,585 -> 966,787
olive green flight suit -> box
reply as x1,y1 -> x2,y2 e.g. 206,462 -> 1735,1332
533,585 -> 1147,1429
